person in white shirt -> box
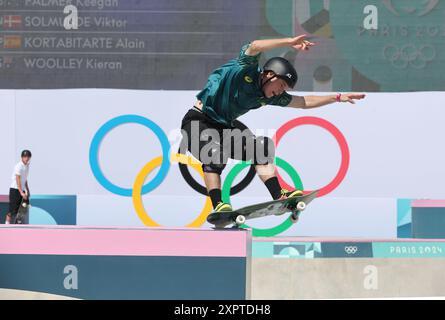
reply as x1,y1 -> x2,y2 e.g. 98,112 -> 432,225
5,150 -> 32,224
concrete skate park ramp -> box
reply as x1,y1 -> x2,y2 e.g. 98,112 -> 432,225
3,226 -> 445,300
0,289 -> 78,300
0,225 -> 251,300
251,237 -> 445,299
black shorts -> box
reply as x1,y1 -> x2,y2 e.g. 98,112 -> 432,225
9,188 -> 23,215
181,108 -> 255,164
179,107 -> 275,165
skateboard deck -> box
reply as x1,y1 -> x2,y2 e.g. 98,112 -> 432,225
207,190 -> 318,228
13,198 -> 30,224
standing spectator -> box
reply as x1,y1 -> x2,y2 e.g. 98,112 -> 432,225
5,150 -> 32,224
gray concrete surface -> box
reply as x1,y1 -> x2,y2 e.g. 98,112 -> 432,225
251,258 -> 445,299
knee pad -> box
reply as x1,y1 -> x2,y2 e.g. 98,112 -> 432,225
201,141 -> 227,175
253,136 -> 275,165
202,163 -> 226,175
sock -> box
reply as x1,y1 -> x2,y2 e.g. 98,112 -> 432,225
208,189 -> 222,208
264,177 -> 282,200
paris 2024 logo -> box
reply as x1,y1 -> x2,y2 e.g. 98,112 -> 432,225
329,0 -> 444,91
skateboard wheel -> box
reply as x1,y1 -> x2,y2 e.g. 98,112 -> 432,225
290,213 -> 299,224
296,201 -> 306,211
235,215 -> 246,226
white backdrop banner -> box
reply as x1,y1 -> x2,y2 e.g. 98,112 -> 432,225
1,90 -> 444,237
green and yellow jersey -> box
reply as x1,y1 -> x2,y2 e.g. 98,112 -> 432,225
196,43 -> 292,127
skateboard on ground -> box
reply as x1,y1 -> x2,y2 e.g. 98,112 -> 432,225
207,190 -> 318,228
13,198 -> 30,224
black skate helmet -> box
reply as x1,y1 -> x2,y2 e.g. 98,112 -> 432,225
262,57 -> 298,89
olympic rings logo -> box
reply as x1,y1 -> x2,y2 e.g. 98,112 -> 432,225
89,115 -> 350,237
344,246 -> 358,255
383,44 -> 435,69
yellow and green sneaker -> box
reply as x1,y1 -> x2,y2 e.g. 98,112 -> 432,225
279,189 -> 304,200
214,201 -> 233,213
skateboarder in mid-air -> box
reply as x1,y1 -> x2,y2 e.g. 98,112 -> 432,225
181,35 -> 365,214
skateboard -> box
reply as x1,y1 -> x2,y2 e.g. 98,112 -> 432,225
13,198 -> 30,224
207,190 -> 318,228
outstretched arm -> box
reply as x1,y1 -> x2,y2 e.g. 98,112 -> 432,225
288,93 -> 366,109
245,35 -> 315,56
